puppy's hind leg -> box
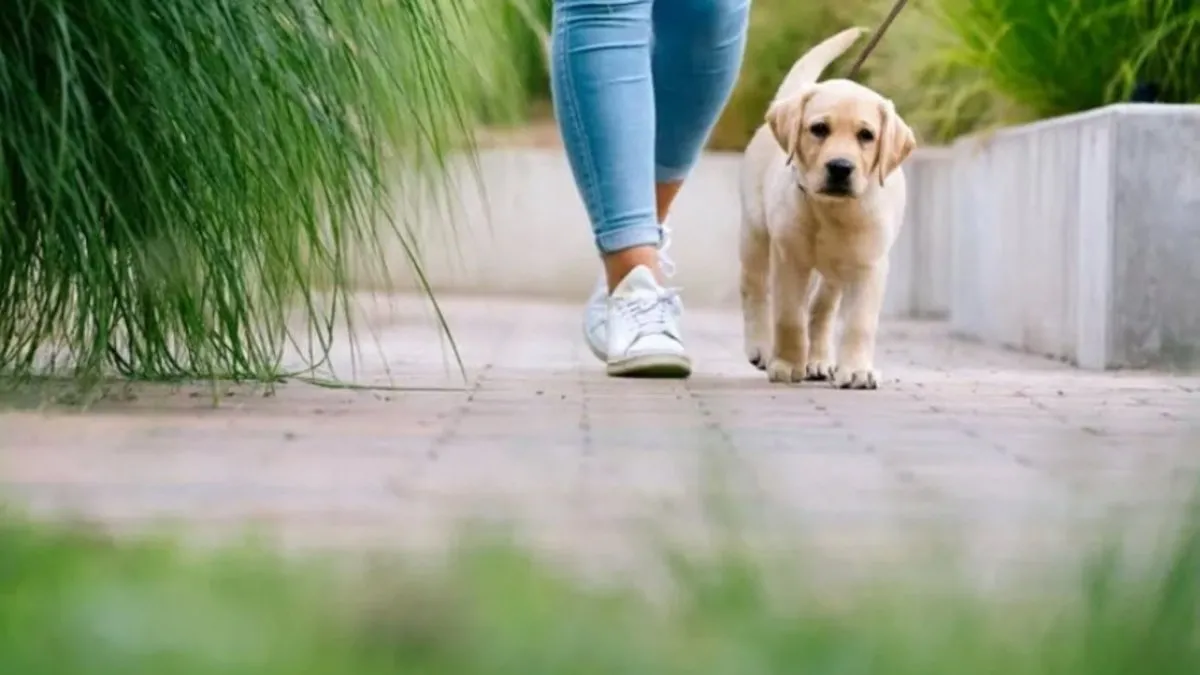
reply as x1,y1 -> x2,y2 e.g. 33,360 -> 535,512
739,227 -> 771,371
804,274 -> 841,381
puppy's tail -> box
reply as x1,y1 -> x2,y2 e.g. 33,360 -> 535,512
772,27 -> 868,102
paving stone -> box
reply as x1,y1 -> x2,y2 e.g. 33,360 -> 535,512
0,294 -> 1197,577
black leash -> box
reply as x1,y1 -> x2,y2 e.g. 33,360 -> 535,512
844,0 -> 911,79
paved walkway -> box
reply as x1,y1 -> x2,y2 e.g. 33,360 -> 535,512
2,294 -> 1198,579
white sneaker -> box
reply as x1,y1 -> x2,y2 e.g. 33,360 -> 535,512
582,222 -> 678,362
604,265 -> 691,378
583,275 -> 610,362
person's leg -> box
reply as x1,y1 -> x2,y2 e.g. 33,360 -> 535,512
652,0 -> 751,209
576,0 -> 751,368
552,0 -> 690,377
551,0 -> 660,288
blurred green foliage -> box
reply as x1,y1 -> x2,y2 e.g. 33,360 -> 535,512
508,0 -> 1200,148
708,0 -> 879,149
922,0 -> 1200,127
716,0 -> 1200,147
484,0 -> 555,125
1,498 -> 1198,674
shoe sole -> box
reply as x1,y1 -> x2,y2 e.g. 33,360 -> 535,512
606,353 -> 692,379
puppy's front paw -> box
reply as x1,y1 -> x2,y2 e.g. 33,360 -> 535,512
832,366 -> 879,390
803,360 -> 835,382
745,344 -> 768,371
766,359 -> 804,383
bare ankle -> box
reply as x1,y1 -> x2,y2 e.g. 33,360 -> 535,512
603,246 -> 659,292
655,181 -> 683,223
602,179 -> 682,292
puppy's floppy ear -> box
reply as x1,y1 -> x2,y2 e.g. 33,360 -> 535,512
873,99 -> 916,186
765,87 -> 813,165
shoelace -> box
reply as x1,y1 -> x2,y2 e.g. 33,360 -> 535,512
613,287 -> 682,339
658,223 -> 683,313
659,222 -> 677,278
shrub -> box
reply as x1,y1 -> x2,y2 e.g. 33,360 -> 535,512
930,0 -> 1200,121
708,0 -> 996,149
487,0 -> 1200,150
707,0 -> 1023,148
852,0 -> 1021,145
0,0 -> 528,384
493,0 -> 554,125
709,0 -> 880,150
880,0 -> 1200,143
707,0 -> 1200,149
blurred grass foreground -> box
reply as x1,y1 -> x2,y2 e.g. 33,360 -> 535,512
1,500 -> 1198,674
0,0 -> 529,385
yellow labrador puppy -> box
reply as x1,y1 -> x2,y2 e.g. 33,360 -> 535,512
739,27 -> 915,390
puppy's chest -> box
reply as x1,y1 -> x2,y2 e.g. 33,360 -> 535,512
797,225 -> 885,280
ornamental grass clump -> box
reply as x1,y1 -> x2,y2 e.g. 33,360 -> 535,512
914,0 -> 1200,136
0,0 -> 526,385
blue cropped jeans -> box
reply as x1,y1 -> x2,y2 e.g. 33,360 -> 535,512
550,0 -> 751,255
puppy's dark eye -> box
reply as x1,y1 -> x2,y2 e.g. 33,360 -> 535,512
809,122 -> 830,138
856,128 -> 876,143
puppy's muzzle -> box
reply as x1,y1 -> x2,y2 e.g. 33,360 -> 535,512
820,158 -> 855,196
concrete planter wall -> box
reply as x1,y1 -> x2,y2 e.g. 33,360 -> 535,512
895,149 -> 955,318
946,104 -> 1200,370
365,149 -> 744,310
369,103 -> 1200,370
369,147 -> 944,319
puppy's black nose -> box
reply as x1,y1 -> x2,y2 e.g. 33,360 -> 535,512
825,158 -> 855,182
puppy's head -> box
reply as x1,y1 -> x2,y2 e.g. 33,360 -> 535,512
766,80 -> 915,199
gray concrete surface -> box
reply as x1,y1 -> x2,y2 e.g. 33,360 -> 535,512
367,147 -> 948,320
2,295 -> 1197,578
949,104 -> 1200,370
